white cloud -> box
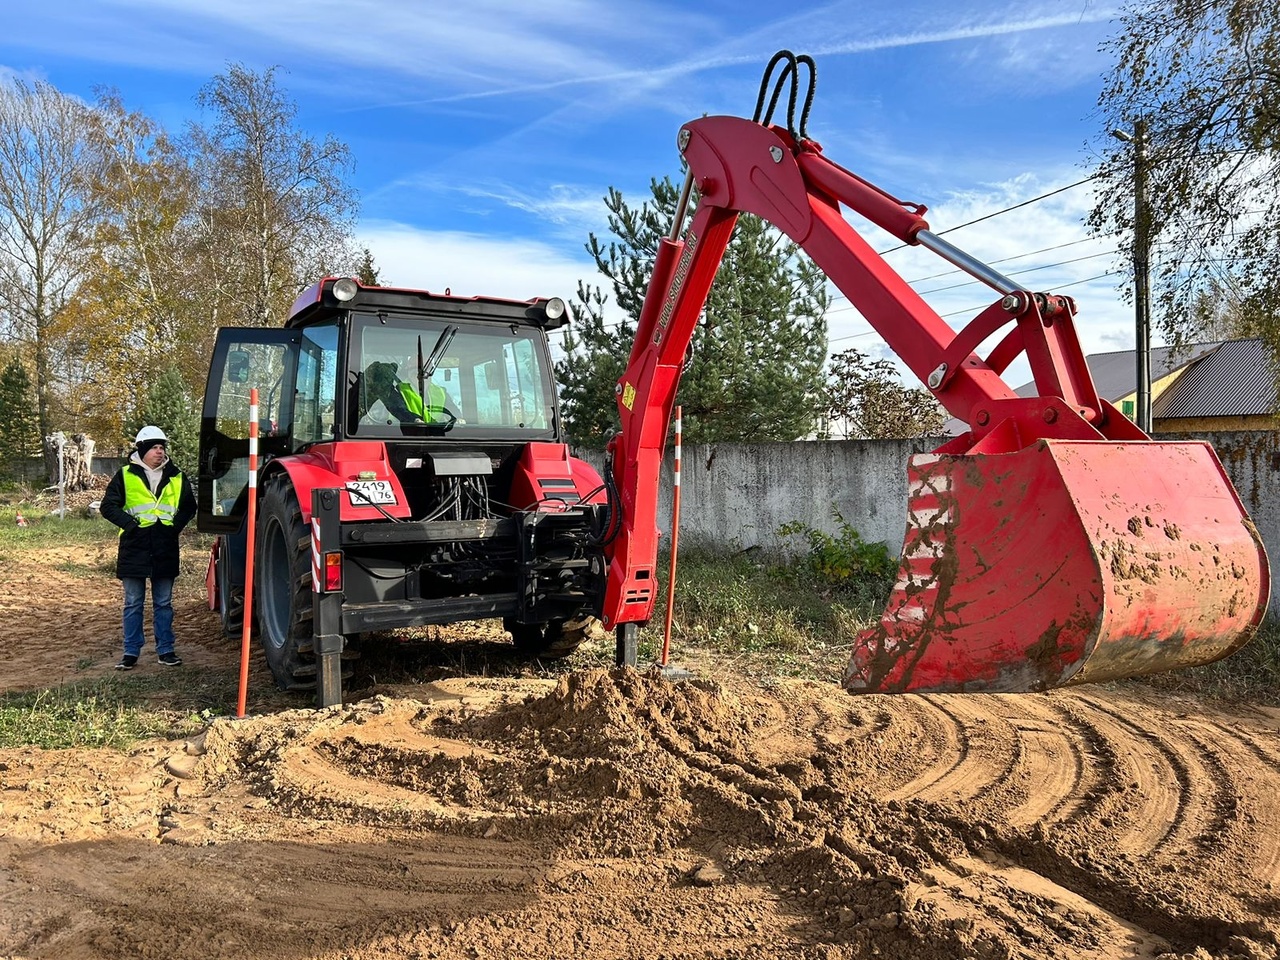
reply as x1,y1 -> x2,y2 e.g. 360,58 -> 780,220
816,4 -> 1118,58
356,221 -> 594,303
56,0 -> 708,97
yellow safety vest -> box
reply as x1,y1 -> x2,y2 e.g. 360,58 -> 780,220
121,468 -> 182,530
397,381 -> 449,422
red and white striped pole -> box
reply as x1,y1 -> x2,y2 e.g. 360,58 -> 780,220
661,405 -> 682,667
236,388 -> 260,718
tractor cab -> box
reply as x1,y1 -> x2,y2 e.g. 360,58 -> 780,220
197,277 -> 570,534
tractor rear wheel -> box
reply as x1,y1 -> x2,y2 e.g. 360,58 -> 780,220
257,476 -> 318,690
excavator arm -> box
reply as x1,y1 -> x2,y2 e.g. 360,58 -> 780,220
600,52 -> 1269,693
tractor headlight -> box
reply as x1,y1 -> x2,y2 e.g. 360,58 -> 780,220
332,277 -> 359,302
543,297 -> 567,321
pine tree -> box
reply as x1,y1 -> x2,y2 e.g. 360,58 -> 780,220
558,177 -> 828,445
0,357 -> 40,478
355,247 -> 381,286
129,365 -> 199,472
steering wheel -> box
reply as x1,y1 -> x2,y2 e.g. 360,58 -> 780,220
425,406 -> 458,428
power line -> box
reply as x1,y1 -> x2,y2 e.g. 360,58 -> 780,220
827,329 -> 882,345
554,179 -> 1264,341
876,174 -> 1100,256
559,177 -> 1114,336
822,247 -> 1122,316
823,267 -> 1129,347
915,249 -> 1120,297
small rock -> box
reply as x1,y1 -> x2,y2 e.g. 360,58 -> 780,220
164,756 -> 199,780
862,912 -> 900,931
690,862 -> 726,887
159,826 -> 205,845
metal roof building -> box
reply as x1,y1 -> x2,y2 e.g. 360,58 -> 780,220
943,338 -> 1275,435
1152,338 -> 1274,420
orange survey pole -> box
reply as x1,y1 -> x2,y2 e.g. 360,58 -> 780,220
236,388 -> 260,718
660,406 -> 682,667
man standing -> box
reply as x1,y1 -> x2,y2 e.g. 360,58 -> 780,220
101,425 -> 197,670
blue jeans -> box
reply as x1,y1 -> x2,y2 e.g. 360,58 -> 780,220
122,577 -> 176,657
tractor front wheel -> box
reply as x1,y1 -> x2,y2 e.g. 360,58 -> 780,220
504,615 -> 601,660
215,536 -> 245,642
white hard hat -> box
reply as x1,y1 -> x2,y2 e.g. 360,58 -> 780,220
135,425 -> 168,445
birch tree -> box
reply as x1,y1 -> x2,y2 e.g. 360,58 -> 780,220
59,91 -> 198,440
185,64 -> 358,331
0,79 -> 106,438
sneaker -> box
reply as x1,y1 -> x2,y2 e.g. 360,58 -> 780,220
157,652 -> 183,667
115,655 -> 138,671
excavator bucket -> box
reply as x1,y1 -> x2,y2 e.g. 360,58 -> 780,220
846,440 -> 1270,694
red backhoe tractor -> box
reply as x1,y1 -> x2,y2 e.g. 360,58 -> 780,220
198,281 -> 610,697
200,51 -> 1268,705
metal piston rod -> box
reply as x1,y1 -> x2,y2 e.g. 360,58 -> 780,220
913,229 -> 1025,297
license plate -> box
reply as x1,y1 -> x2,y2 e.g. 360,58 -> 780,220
346,480 -> 397,506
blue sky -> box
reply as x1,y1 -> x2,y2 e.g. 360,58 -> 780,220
2,0 -> 1137,387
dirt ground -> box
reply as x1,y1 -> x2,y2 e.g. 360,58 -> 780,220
2,542 -> 1280,959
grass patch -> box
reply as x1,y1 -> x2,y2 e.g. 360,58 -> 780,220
665,546 -> 1280,702
0,511 -> 117,550
54,557 -> 116,578
0,510 -> 213,576
0,677 -> 213,750
662,545 -> 892,680
1133,617 -> 1280,706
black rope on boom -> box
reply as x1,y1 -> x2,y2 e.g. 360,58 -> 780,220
751,50 -> 817,140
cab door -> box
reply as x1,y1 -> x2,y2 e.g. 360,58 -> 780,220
197,328 -> 299,533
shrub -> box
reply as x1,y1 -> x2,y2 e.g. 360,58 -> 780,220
778,509 -> 897,585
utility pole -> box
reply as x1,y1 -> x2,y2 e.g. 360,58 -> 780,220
1112,120 -> 1153,433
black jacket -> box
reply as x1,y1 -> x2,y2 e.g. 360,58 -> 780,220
101,458 -> 198,580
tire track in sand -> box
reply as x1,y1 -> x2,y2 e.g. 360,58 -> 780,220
992,696 -> 1094,829
883,696 -> 1024,806
1068,693 -> 1218,862
1167,717 -> 1280,890
1194,716 -> 1280,776
879,697 -> 970,803
880,695 -> 1100,832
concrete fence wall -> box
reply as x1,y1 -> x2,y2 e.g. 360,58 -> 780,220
15,431 -> 1275,610
581,429 -> 1280,613
580,438 -> 942,555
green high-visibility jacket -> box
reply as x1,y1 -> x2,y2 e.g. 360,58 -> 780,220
100,460 -> 197,580
397,381 -> 449,422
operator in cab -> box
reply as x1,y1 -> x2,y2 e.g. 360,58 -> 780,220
361,361 -> 449,425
